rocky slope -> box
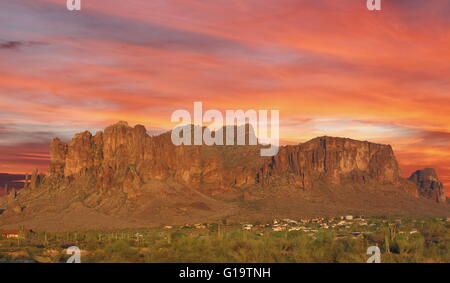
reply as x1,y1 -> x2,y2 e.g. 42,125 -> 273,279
0,121 -> 447,231
408,168 -> 447,203
46,122 -> 418,194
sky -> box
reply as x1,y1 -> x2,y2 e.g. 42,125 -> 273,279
0,0 -> 449,195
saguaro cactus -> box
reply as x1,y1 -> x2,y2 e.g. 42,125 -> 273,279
384,223 -> 398,253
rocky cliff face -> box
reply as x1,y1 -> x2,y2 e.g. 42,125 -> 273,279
408,168 -> 446,203
44,121 -> 417,197
258,136 -> 404,190
2,121 -> 448,231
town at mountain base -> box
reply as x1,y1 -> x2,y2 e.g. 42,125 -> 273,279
0,121 -> 448,232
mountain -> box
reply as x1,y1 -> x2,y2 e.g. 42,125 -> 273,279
408,168 -> 446,203
47,121 -> 415,194
0,121 -> 447,231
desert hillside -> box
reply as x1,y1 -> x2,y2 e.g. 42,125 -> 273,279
0,122 -> 448,231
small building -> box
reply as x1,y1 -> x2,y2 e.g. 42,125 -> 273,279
194,224 -> 206,229
272,226 -> 285,232
288,227 -> 305,231
0,230 -> 21,239
243,224 -> 253,230
282,218 -> 299,225
345,215 -> 353,220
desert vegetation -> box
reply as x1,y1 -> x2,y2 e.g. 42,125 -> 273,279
0,216 -> 448,263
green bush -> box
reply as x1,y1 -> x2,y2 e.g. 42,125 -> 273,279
104,240 -> 139,262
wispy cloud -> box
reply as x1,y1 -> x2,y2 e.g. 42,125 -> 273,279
0,0 -> 449,195
0,40 -> 46,50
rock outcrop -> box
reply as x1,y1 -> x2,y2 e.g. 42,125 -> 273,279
258,136 -> 405,190
43,121 -> 417,196
408,168 -> 446,203
1,121 -> 448,231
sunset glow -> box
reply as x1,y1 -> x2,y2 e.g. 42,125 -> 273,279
0,0 -> 449,195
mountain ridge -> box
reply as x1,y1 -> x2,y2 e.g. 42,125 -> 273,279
0,121 -> 447,231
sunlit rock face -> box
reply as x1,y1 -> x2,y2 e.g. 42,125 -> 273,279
408,168 -> 446,203
45,121 -> 420,198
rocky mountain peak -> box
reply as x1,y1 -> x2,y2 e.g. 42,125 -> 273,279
42,122 -> 414,194
1,121 -> 448,231
408,168 -> 446,203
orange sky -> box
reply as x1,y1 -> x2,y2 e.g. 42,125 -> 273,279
0,0 -> 449,195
